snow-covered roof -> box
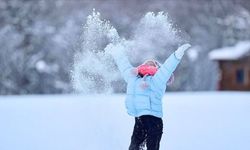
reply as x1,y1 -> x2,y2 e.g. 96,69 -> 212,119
209,41 -> 250,60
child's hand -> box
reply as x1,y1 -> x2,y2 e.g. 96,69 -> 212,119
178,44 -> 191,52
104,43 -> 115,55
104,43 -> 125,57
175,43 -> 191,59
107,28 -> 120,44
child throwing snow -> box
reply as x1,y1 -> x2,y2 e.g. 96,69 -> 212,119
105,42 -> 191,150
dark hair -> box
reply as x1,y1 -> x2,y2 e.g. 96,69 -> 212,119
137,73 -> 144,78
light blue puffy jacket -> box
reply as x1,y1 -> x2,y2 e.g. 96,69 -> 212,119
112,49 -> 181,118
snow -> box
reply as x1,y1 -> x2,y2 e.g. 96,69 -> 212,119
0,92 -> 250,150
72,10 -> 120,94
36,60 -> 47,72
187,46 -> 200,61
209,41 -> 250,60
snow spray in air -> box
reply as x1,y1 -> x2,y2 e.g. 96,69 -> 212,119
71,10 -> 120,94
127,12 -> 181,64
72,10 -> 181,93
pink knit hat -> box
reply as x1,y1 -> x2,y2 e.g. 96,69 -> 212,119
137,59 -> 161,76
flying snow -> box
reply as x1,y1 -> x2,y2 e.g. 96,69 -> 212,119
72,10 -> 182,93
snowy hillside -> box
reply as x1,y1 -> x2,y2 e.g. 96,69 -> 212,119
0,92 -> 250,150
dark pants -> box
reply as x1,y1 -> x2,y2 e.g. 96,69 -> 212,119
129,115 -> 163,150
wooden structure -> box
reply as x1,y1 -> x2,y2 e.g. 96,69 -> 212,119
209,41 -> 250,91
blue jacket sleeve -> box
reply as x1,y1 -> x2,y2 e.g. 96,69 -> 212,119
152,53 -> 181,88
111,50 -> 135,83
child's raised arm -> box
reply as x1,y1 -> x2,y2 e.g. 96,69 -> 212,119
105,43 -> 135,82
152,44 -> 191,88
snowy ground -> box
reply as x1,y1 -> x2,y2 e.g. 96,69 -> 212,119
0,92 -> 250,150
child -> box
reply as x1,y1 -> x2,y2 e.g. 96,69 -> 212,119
105,43 -> 191,150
